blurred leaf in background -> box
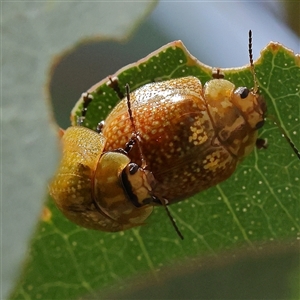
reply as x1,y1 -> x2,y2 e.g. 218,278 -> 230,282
2,2 -> 157,299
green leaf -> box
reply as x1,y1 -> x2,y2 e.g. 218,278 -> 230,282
11,40 -> 299,299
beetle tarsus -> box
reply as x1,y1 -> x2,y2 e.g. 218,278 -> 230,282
78,92 -> 94,126
256,138 -> 268,149
107,76 -> 124,99
96,121 -> 105,133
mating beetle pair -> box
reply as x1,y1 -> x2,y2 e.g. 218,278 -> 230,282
49,31 -> 299,239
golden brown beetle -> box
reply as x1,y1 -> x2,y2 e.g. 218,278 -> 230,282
102,74 -> 266,204
50,91 -> 161,232
49,126 -> 155,231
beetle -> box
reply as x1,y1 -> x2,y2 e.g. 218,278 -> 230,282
102,74 -> 266,204
50,93 -> 155,232
50,91 -> 182,236
49,31 -> 299,238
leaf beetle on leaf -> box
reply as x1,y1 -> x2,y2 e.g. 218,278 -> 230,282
49,31 -> 299,239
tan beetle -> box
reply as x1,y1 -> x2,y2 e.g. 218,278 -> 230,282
50,92 -> 159,232
102,75 -> 266,204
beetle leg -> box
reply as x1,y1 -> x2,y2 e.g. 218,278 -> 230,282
256,138 -> 268,149
77,92 -> 93,126
107,76 -> 124,99
96,120 -> 105,133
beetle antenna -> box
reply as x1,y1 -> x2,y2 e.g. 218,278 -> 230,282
249,30 -> 258,94
248,30 -> 299,159
78,92 -> 93,126
124,85 -> 183,239
250,30 -> 300,160
155,196 -> 183,240
164,204 -> 184,240
267,115 -> 300,160
125,84 -> 147,169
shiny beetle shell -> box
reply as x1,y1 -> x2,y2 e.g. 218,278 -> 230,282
102,76 -> 266,203
49,126 -> 154,231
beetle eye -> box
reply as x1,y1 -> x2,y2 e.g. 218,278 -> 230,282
128,163 -> 139,175
255,120 -> 265,129
237,87 -> 250,99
